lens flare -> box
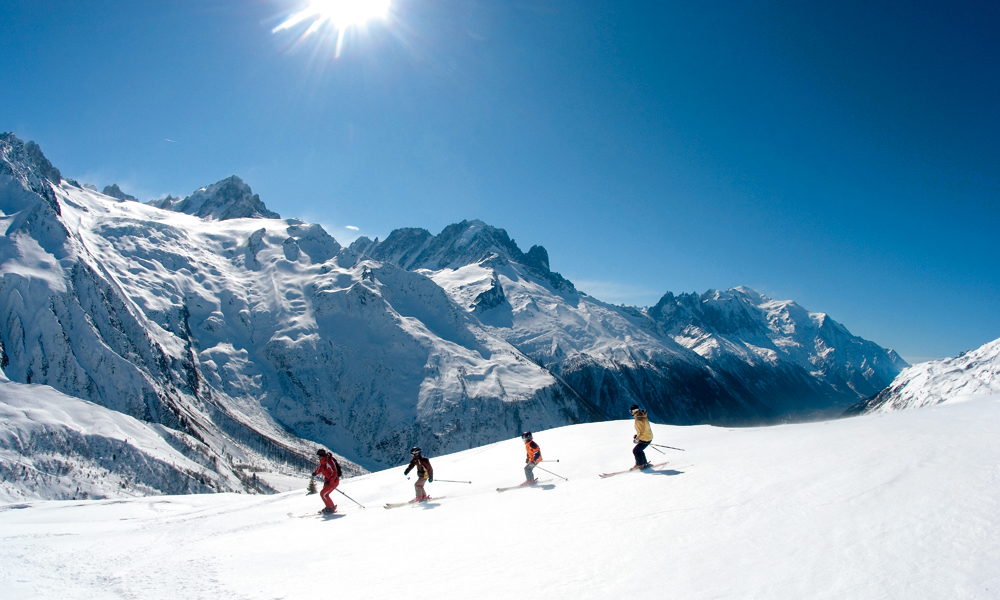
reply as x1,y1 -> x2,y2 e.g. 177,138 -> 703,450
273,0 -> 391,57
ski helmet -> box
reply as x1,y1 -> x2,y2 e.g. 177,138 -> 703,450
521,432 -> 533,442
316,448 -> 327,457
630,404 -> 640,415
410,447 -> 422,456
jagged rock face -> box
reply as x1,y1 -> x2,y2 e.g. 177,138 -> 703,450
151,176 -> 281,221
846,338 -> 1000,415
23,140 -> 62,186
1,133 -> 62,214
471,272 -> 506,313
102,184 -> 137,202
369,220 -> 575,292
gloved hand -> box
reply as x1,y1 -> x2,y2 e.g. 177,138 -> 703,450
428,477 -> 434,483
633,435 -> 638,443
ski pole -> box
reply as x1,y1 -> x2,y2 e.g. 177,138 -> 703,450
535,466 -> 568,481
337,488 -> 365,509
434,479 -> 472,484
649,443 -> 685,451
649,445 -> 666,455
539,459 -> 560,463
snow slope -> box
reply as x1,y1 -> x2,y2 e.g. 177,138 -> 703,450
2,397 -> 997,599
0,378 -> 238,502
848,337 -> 1000,414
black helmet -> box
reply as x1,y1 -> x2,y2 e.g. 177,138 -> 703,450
521,432 -> 532,442
316,448 -> 327,457
410,447 -> 421,456
630,404 -> 640,414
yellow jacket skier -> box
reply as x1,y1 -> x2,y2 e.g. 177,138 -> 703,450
630,404 -> 653,469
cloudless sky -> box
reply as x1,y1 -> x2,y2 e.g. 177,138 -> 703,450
2,0 -> 998,362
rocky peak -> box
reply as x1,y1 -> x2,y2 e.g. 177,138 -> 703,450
151,176 -> 280,221
102,184 -> 138,202
0,133 -> 62,214
367,219 -> 576,292
649,288 -> 766,336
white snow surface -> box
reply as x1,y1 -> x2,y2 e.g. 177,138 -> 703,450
0,378 -> 240,502
862,337 -> 1000,413
2,398 -> 998,599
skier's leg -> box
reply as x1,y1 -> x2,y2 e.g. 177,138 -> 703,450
320,481 -> 337,510
524,463 -> 535,482
633,441 -> 650,466
414,476 -> 427,500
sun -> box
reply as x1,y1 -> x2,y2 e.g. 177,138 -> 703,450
273,0 -> 391,56
302,0 -> 389,28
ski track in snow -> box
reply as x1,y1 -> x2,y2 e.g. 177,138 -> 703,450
2,397 -> 999,599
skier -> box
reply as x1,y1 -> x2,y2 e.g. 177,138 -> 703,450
312,448 -> 341,514
403,447 -> 434,501
630,404 -> 653,469
522,431 -> 542,484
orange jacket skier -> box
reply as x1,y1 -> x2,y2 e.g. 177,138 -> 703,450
522,431 -> 542,483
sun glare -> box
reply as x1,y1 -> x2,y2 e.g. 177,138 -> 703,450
273,0 -> 391,57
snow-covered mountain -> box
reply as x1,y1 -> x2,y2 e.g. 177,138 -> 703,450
0,133 -> 906,498
646,286 -> 908,412
846,337 -> 1000,414
148,175 -> 280,221
359,221 -> 907,422
0,134 -> 583,486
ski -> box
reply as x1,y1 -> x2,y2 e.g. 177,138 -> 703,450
287,511 -> 342,519
496,479 -> 549,492
599,462 -> 669,478
383,496 -> 445,509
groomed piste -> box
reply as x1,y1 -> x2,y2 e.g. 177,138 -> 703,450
2,396 -> 998,599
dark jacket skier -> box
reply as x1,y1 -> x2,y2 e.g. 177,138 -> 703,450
403,447 -> 434,501
313,449 -> 341,513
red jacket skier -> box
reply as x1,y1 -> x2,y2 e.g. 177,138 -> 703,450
313,449 -> 341,514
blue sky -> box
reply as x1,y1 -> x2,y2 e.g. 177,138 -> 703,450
2,0 -> 998,362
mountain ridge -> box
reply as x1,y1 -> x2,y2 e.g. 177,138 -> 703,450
0,134 -> 907,499
846,337 -> 999,414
